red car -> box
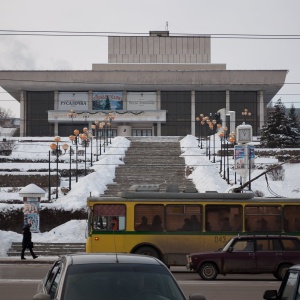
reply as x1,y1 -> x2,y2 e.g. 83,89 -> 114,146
187,235 -> 300,280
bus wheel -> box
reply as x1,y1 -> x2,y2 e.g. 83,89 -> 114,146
275,264 -> 291,280
199,263 -> 218,280
134,246 -> 160,259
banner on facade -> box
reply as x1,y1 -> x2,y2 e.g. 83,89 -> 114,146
92,92 -> 123,110
127,92 -> 156,110
58,92 -> 89,110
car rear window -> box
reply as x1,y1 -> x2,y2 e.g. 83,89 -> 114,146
281,239 -> 300,251
256,239 -> 282,251
61,263 -> 185,300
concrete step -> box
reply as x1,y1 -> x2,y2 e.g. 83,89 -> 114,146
103,137 -> 197,196
7,242 -> 86,257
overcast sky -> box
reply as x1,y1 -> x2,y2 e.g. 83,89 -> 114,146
1,0 -> 300,117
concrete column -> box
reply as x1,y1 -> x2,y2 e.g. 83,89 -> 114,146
123,90 -> 127,110
226,90 -> 230,112
20,91 -> 25,137
156,90 -> 161,136
191,90 -> 195,136
88,91 -> 93,110
54,91 -> 59,136
88,91 -> 93,128
259,90 -> 264,130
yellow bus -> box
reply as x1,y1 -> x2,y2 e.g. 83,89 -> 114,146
86,185 -> 300,266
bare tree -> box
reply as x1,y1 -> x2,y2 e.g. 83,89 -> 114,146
0,106 -> 13,127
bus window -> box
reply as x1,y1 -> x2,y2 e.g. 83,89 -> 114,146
283,206 -> 300,232
135,205 -> 164,231
165,205 -> 202,231
205,205 -> 242,232
245,206 -> 282,232
93,204 -> 126,231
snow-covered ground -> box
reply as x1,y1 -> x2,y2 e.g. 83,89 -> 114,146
1,134 -> 299,257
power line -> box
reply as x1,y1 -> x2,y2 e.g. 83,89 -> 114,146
1,30 -> 300,39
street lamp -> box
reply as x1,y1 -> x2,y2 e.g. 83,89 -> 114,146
242,109 -> 251,124
49,136 -> 61,199
229,131 -> 236,184
68,109 -> 77,131
195,114 -> 206,149
222,127 -> 228,180
81,127 -> 89,176
218,131 -> 225,173
207,115 -> 219,162
69,128 -> 89,181
92,121 -> 104,161
61,143 -> 72,191
108,113 -> 115,144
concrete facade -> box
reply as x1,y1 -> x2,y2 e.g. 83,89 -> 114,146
0,31 -> 288,137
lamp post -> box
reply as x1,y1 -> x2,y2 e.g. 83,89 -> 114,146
218,131 -> 225,173
92,121 -> 104,161
81,127 -> 89,176
88,132 -> 93,167
195,114 -> 206,149
242,108 -> 251,124
69,129 -> 88,181
222,127 -> 228,180
68,109 -> 77,131
229,131 -> 236,184
61,143 -> 71,190
48,150 -> 51,200
49,136 -> 61,199
108,113 -> 115,144
207,115 -> 219,162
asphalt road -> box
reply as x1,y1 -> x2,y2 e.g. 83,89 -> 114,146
0,264 -> 281,300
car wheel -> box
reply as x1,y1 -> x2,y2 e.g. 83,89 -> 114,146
199,263 -> 218,280
134,246 -> 160,259
275,264 -> 292,280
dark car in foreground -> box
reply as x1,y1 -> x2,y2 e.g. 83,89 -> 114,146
264,264 -> 300,300
187,235 -> 300,280
33,253 -> 206,300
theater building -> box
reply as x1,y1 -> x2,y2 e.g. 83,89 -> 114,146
0,31 -> 287,137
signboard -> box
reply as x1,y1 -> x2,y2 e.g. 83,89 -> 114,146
127,92 -> 156,110
58,92 -> 88,110
92,92 -> 123,110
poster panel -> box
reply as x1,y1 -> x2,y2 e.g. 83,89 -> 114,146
58,92 -> 89,110
127,92 -> 156,110
234,145 -> 245,170
92,92 -> 123,110
23,199 -> 40,232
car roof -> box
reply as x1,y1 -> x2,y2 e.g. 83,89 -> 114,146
235,235 -> 299,239
62,253 -> 164,266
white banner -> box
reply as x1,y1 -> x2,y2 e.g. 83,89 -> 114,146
58,92 -> 89,110
127,92 -> 156,110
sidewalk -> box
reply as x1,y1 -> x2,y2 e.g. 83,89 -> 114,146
0,256 -> 58,264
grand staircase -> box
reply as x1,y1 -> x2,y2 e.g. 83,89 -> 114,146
103,136 -> 196,196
